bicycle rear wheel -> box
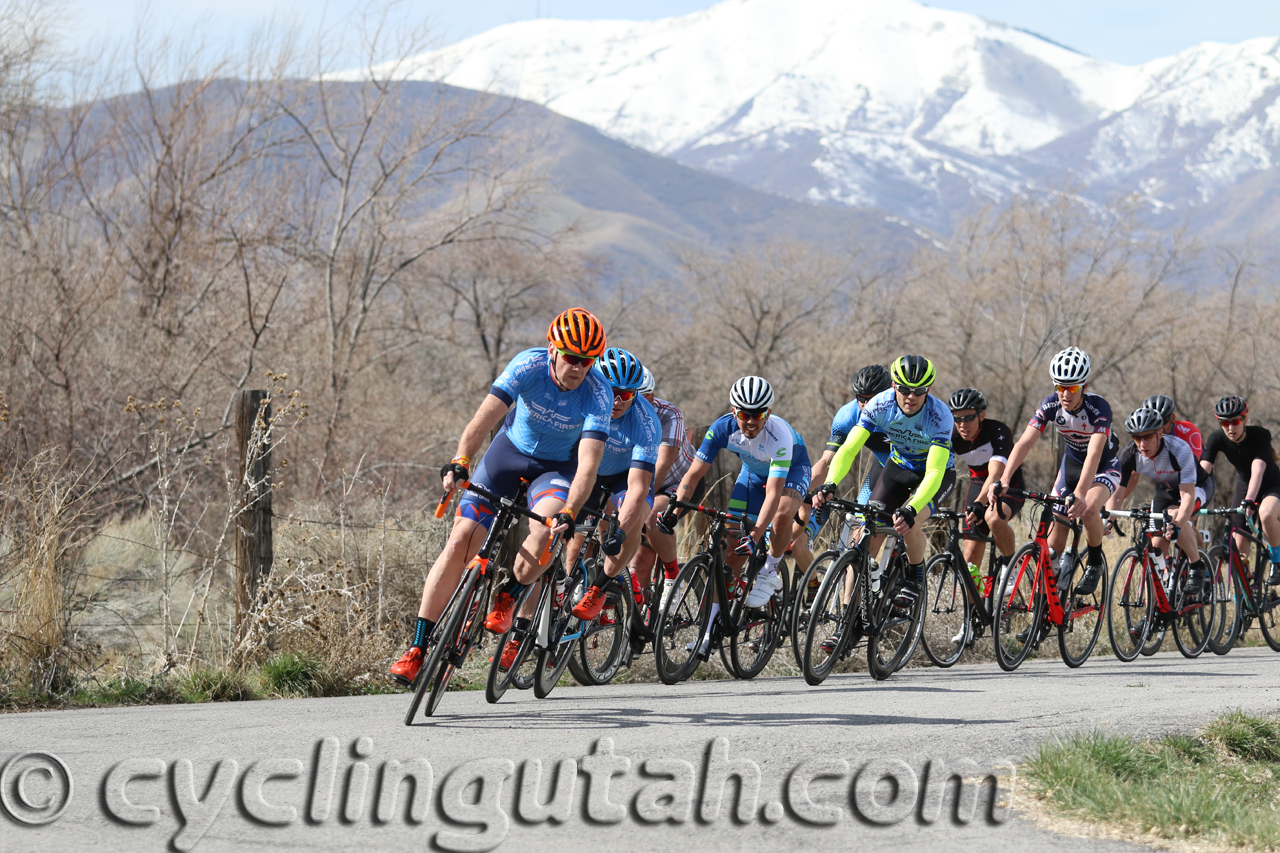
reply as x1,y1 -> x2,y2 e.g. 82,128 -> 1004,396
802,548 -> 861,686
1059,551 -> 1106,667
992,543 -> 1044,672
1106,548 -> 1152,662
1207,545 -> 1242,655
867,553 -> 922,680
534,560 -> 584,698
790,550 -> 838,669
652,554 -> 712,684
920,552 -> 969,668
728,561 -> 790,679
570,574 -> 633,685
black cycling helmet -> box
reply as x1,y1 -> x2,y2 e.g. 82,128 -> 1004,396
1125,406 -> 1164,436
1141,394 -> 1174,425
1215,395 -> 1248,420
890,354 -> 935,389
948,388 -> 987,413
851,364 -> 892,399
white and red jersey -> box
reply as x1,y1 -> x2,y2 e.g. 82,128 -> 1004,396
652,397 -> 696,490
1172,419 -> 1203,460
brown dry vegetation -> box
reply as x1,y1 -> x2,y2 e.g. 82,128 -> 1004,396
0,2 -> 1277,704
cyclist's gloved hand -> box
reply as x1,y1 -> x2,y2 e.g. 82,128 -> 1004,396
1242,499 -> 1259,517
1164,522 -> 1180,541
601,529 -> 627,557
654,509 -> 679,536
894,505 -> 918,529
735,534 -> 762,558
967,501 -> 985,519
440,461 -> 469,487
552,512 -> 576,538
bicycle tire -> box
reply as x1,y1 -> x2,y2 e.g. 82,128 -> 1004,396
802,547 -> 862,686
1206,544 -> 1241,655
1058,551 -> 1106,667
728,558 -> 790,679
571,574 -> 634,685
485,581 -> 541,703
653,554 -> 713,684
1105,548 -> 1151,662
790,550 -> 839,670
404,566 -> 481,725
867,553 -> 922,680
920,552 -> 969,668
1172,549 -> 1214,658
992,543 -> 1044,672
534,560 -> 585,698
1253,555 -> 1280,652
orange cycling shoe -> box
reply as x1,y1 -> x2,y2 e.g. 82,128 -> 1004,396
500,639 -> 522,669
571,585 -> 606,620
389,647 -> 423,687
484,592 -> 516,633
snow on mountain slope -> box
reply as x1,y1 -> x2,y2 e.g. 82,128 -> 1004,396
347,0 -> 1280,235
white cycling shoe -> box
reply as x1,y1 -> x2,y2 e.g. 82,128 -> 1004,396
744,571 -> 781,608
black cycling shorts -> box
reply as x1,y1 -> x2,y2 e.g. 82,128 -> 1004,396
960,477 -> 1025,536
869,460 -> 956,515
1228,477 -> 1280,530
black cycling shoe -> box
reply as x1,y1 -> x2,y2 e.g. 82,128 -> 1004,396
891,580 -> 920,615
1268,562 -> 1280,586
1073,561 -> 1104,596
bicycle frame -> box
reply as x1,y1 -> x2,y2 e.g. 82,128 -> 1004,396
1199,508 -> 1271,616
928,508 -> 1000,628
1005,488 -> 1084,627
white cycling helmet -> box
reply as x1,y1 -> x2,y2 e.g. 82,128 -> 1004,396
638,367 -> 655,396
1049,346 -> 1091,385
729,376 -> 775,411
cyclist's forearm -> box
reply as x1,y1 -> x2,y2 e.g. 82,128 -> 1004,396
618,470 -> 653,533
908,445 -> 951,513
809,449 -> 836,487
652,445 -> 678,492
1247,459 -> 1267,502
753,478 -> 785,538
1002,427 -> 1039,483
565,439 -> 605,512
827,427 -> 871,485
1076,433 -> 1109,491
1174,484 -> 1196,525
457,394 -> 509,462
673,459 -> 711,512
979,460 -> 1006,502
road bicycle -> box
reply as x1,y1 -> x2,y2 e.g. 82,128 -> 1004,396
801,499 -> 923,684
565,504 -> 633,687
651,499 -> 792,684
991,488 -> 1107,671
1104,506 -> 1214,662
405,481 -> 560,724
1198,506 -> 1280,654
918,507 -> 1002,667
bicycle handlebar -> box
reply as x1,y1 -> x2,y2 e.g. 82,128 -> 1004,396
455,482 -> 563,567
1103,507 -> 1173,524
812,496 -> 896,524
668,498 -> 748,523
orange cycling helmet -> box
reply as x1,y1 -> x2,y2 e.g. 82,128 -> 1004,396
547,307 -> 606,358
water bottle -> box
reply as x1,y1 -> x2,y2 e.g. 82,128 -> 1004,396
968,562 -> 982,586
554,568 -> 568,607
869,557 -> 883,594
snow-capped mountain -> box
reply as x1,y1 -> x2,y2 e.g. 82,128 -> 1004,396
355,0 -> 1280,235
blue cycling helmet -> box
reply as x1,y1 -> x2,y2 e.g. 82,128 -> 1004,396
595,347 -> 645,390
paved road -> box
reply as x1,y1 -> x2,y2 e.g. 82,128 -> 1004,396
3,648 -> 1279,853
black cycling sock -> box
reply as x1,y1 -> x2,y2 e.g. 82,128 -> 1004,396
502,579 -> 529,598
412,617 -> 435,650
911,561 -> 924,586
1087,544 -> 1104,565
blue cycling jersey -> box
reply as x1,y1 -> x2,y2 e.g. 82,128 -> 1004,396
597,395 -> 662,477
856,390 -> 955,472
697,413 -> 805,480
489,348 -> 612,462
828,399 -> 891,455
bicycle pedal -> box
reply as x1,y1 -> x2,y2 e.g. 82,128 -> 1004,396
448,645 -> 470,667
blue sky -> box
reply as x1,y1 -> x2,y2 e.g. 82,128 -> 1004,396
59,1 -> 1280,67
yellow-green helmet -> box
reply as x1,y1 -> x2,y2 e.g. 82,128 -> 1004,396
890,354 -> 935,389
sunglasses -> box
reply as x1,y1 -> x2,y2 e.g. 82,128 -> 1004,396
895,384 -> 930,398
734,407 -> 768,421
1054,383 -> 1083,394
953,413 -> 979,424
613,389 -> 636,402
1219,417 -> 1244,427
856,395 -> 872,405
555,348 -> 596,367
1132,431 -> 1160,442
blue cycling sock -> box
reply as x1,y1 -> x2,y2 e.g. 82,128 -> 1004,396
1269,545 -> 1280,564
503,579 -> 529,598
912,562 -> 924,585
413,617 -> 435,650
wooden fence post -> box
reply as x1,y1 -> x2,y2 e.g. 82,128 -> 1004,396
235,389 -> 273,636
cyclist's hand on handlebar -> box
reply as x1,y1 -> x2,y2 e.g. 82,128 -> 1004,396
601,529 -> 627,557
734,534 -> 763,558
966,501 -> 985,522
654,508 -> 679,536
893,505 -> 917,534
811,482 -> 836,508
1164,522 -> 1180,541
551,511 -> 576,538
1242,499 -> 1259,518
990,480 -> 1006,499
1066,491 -> 1086,521
440,460 -> 469,491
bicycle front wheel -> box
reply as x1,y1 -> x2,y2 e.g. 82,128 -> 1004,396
1106,548 -> 1152,662
920,552 -> 969,668
1059,552 -> 1106,667
1254,556 -> 1280,652
992,543 -> 1044,672
802,548 -> 861,686
534,560 -> 584,698
1206,545 -> 1241,655
403,568 -> 481,725
790,550 -> 838,669
867,554 -> 923,680
1173,550 -> 1214,658
571,574 -> 633,685
728,560 -> 790,679
652,554 -> 713,684
485,581 -> 540,703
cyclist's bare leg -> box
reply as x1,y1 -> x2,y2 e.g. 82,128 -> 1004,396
1260,495 -> 1280,550
631,542 -> 658,588
903,505 -> 933,565
417,516 -> 487,622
